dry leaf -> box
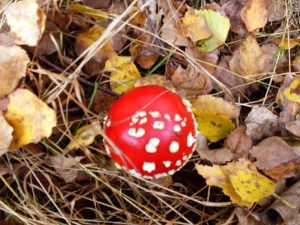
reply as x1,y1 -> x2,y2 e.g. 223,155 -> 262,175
0,32 -> 15,47
197,10 -> 230,52
272,38 -> 300,50
68,3 -> 107,21
235,207 -> 263,225
240,0 -> 268,32
133,75 -> 173,88
67,122 -> 101,150
293,56 -> 300,72
267,0 -> 286,22
261,43 -> 282,74
192,95 -> 239,142
0,112 -> 13,156
180,7 -> 211,42
49,155 -> 84,183
285,120 -> 300,137
0,45 -> 30,98
224,125 -> 252,158
160,12 -> 189,46
198,147 -> 235,164
196,159 -> 276,208
5,0 -> 46,46
266,181 -> 300,225
229,35 -> 267,82
105,56 -> 141,94
222,0 -> 247,36
171,65 -> 213,96
245,106 -> 279,141
5,89 -> 57,149
250,137 -> 300,180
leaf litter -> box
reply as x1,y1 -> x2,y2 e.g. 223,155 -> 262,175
0,0 -> 300,224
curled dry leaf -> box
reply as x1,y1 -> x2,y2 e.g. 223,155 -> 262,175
5,89 -> 57,150
0,112 -> 13,157
197,10 -> 230,52
49,155 -> 85,183
229,35 -> 267,82
171,65 -> 213,96
240,0 -> 268,32
105,56 -> 141,94
245,106 -> 279,141
160,12 -> 189,46
0,45 -> 30,98
224,125 -> 252,158
250,137 -> 300,180
5,0 -> 46,46
196,159 -> 276,208
67,122 -> 101,150
192,95 -> 239,142
180,7 -> 211,42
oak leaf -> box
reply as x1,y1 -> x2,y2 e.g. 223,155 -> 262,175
5,89 -> 57,149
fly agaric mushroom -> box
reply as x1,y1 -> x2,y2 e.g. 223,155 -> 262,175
103,85 -> 198,179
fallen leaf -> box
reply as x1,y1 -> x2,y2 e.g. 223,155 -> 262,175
250,137 -> 300,180
265,180 -> 300,225
82,0 -> 111,9
224,125 -> 252,158
0,45 -> 30,98
197,9 -> 230,52
0,32 -> 15,47
293,55 -> 300,72
277,75 -> 300,123
245,106 -> 279,141
68,3 -> 107,21
198,147 -> 235,164
261,43 -> 282,74
67,121 -> 101,150
229,35 -> 267,82
196,159 -> 276,208
235,207 -> 263,225
5,0 -> 46,46
192,95 -> 239,142
105,56 -> 141,94
171,65 -> 213,96
49,155 -> 84,183
5,89 -> 57,149
160,12 -> 189,46
0,112 -> 13,156
75,24 -> 117,71
267,0 -> 286,22
180,7 -> 211,42
272,38 -> 300,50
221,0 -> 247,36
133,74 -> 173,88
240,0 -> 268,32
285,120 -> 300,137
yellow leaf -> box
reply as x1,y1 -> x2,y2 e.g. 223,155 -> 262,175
68,3 -> 107,21
0,112 -> 13,156
0,45 -> 30,98
282,77 -> 300,103
196,159 -> 276,208
241,0 -> 268,32
180,7 -> 211,42
229,35 -> 267,81
5,0 -> 46,46
272,38 -> 300,50
192,95 -> 239,142
105,56 -> 141,94
196,10 -> 230,52
67,122 -> 101,150
5,89 -> 57,149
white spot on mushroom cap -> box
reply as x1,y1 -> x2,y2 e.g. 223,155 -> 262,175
176,160 -> 181,166
165,114 -> 171,121
138,111 -> 147,117
173,124 -> 181,133
169,141 -> 179,153
187,132 -> 197,147
149,111 -> 161,118
106,120 -> 111,127
153,121 -> 165,130
128,128 -> 145,138
168,169 -> 176,175
182,155 -> 187,161
181,121 -> 186,127
139,117 -> 148,125
154,173 -> 168,179
142,162 -> 156,173
128,169 -> 142,178
145,138 -> 160,153
174,114 -> 182,121
115,163 -> 121,169
131,115 -> 139,124
163,161 -> 171,168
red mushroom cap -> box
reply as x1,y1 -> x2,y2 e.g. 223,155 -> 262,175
103,85 -> 198,179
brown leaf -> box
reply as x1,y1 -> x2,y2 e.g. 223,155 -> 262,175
285,120 -> 300,137
265,181 -> 300,224
171,65 -> 213,96
240,0 -> 268,32
261,43 -> 284,74
267,0 -> 286,22
221,0 -> 247,35
224,125 -> 252,158
293,56 -> 300,72
180,7 -> 211,42
235,207 -> 264,225
37,23 -> 62,56
0,45 -> 30,98
198,147 -> 235,164
133,75 -> 173,89
82,0 -> 111,9
245,106 -> 279,141
250,137 -> 300,180
229,35 -> 267,82
0,112 -> 13,157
